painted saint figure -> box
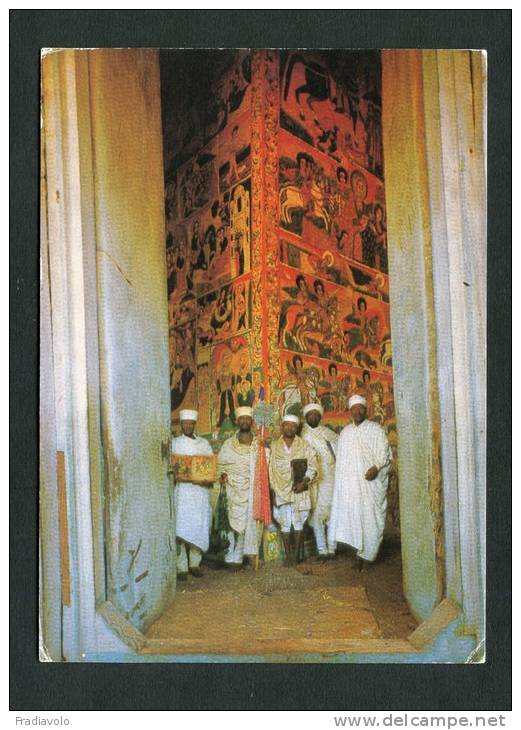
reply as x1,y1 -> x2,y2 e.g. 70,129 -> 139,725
329,395 -> 392,570
300,403 -> 339,559
171,409 -> 214,580
216,349 -> 235,426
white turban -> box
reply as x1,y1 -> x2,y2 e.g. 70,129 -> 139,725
179,409 -> 198,421
236,406 -> 253,419
303,403 -> 324,416
348,395 -> 367,409
281,413 -> 300,424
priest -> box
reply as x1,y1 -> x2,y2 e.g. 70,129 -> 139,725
171,409 -> 214,580
329,394 -> 392,570
217,406 -> 264,568
300,402 -> 339,560
269,413 -> 318,565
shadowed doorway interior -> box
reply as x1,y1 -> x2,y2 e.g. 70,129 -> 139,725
151,49 -> 409,656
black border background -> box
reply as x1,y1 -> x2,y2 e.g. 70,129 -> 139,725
10,9 -> 511,711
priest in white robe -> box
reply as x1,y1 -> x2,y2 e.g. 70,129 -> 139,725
329,394 -> 392,569
217,406 -> 264,567
300,403 -> 339,560
171,409 -> 214,579
269,413 -> 318,564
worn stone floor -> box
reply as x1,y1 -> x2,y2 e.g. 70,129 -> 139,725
144,539 -> 418,655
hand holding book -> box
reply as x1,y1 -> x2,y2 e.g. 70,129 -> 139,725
291,458 -> 309,493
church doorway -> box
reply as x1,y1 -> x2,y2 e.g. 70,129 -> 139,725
144,49 -> 415,657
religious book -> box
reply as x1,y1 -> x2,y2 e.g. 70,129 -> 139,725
291,458 -> 308,488
171,454 -> 218,483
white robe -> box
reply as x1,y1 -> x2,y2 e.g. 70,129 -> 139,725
329,419 -> 392,562
301,423 -> 338,527
217,434 -> 267,556
171,434 -> 214,552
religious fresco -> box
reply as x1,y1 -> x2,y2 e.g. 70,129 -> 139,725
162,48 -> 400,533
209,335 -> 254,435
161,50 -> 252,180
275,49 -> 398,534
280,50 -> 382,179
276,49 -> 393,435
168,294 -> 197,417
280,238 -> 389,303
161,48 -> 254,423
196,274 -> 251,348
278,265 -> 391,372
277,349 -> 394,428
204,51 -> 252,141
163,49 -> 392,424
166,178 -> 251,298
177,144 -> 218,220
279,129 -> 387,271
217,112 -> 252,193
169,321 -> 196,418
195,361 -> 212,435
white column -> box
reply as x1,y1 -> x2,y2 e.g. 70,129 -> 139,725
423,50 -> 486,639
382,50 -> 486,640
382,50 -> 442,623
41,50 -> 99,660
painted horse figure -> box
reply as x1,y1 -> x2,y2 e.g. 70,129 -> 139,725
283,53 -> 332,122
280,180 -> 333,234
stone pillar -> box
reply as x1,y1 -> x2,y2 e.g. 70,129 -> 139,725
382,50 -> 486,638
422,50 -> 486,640
41,49 -> 175,659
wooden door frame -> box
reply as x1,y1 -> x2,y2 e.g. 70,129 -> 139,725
40,48 -> 486,661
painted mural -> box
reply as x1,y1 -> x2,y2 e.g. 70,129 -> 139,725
275,51 -> 392,435
279,239 -> 389,302
166,178 -> 251,298
278,265 -> 391,372
168,293 -> 197,414
217,112 -> 252,193
280,50 -> 383,179
161,50 -> 252,180
276,50 -> 399,533
279,129 -> 387,272
209,335 -> 253,433
177,146 -> 218,220
162,48 -> 399,533
161,50 -> 255,425
162,49 -> 392,428
278,350 -> 394,424
196,274 -> 251,347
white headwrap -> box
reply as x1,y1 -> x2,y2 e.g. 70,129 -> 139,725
281,413 -> 300,424
303,403 -> 324,416
179,409 -> 198,421
236,406 -> 253,419
348,395 -> 367,409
